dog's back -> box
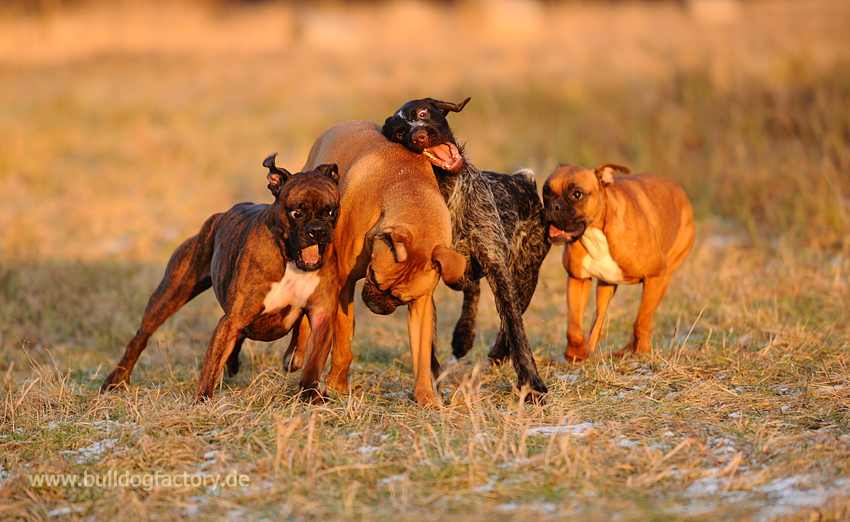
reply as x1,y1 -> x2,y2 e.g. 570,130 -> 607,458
608,173 -> 694,257
304,120 -> 452,254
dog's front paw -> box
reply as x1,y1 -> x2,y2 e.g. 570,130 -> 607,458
515,381 -> 549,405
565,344 -> 590,363
516,373 -> 549,403
614,336 -> 651,358
100,370 -> 129,393
451,324 -> 476,359
414,391 -> 443,409
486,331 -> 510,363
299,382 -> 331,404
325,369 -> 349,394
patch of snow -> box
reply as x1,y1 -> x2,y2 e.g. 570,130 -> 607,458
527,421 -> 595,437
380,473 -> 407,485
753,475 -> 829,522
200,450 -> 222,469
47,506 -> 83,517
616,436 -> 640,448
474,478 -> 497,493
60,439 -> 117,464
357,446 -> 380,455
496,502 -> 558,514
557,373 -> 579,382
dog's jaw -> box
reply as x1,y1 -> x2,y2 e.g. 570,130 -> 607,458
547,222 -> 586,245
423,142 -> 463,172
293,242 -> 328,271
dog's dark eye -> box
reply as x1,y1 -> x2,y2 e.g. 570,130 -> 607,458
395,132 -> 404,141
328,209 -> 336,217
418,109 -> 427,118
572,191 -> 583,201
290,210 -> 302,219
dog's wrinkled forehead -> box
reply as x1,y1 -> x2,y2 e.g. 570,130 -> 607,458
545,165 -> 598,195
279,174 -> 340,209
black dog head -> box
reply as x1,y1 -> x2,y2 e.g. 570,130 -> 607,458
542,163 -> 631,245
382,97 -> 470,173
264,154 -> 340,271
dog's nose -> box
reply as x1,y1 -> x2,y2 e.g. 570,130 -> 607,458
411,129 -> 428,147
548,202 -> 561,213
306,222 -> 323,238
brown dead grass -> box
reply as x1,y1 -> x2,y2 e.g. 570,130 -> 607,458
1,1 -> 849,520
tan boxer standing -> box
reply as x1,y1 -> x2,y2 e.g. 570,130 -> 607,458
542,163 -> 695,361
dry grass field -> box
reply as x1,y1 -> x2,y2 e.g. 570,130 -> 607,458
1,0 -> 850,520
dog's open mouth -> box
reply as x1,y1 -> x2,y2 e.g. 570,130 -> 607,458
295,243 -> 327,271
423,142 -> 463,172
548,223 -> 586,245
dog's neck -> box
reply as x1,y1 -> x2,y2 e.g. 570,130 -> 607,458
432,157 -> 471,203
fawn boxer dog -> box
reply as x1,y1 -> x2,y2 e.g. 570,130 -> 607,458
543,163 -> 695,361
287,120 -> 466,407
101,156 -> 341,401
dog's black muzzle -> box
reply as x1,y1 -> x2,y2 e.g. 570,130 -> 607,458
361,270 -> 407,315
289,221 -> 334,272
544,202 -> 586,246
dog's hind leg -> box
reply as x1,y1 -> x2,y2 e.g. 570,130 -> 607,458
451,281 -> 480,359
617,274 -> 670,357
101,216 -> 219,392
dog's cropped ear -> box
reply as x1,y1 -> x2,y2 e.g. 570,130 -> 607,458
314,163 -> 339,184
594,163 -> 631,186
263,154 -> 292,194
432,244 -> 466,284
380,226 -> 410,263
427,97 -> 471,116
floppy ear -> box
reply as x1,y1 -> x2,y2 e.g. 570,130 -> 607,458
263,153 -> 292,195
380,226 -> 410,263
432,244 -> 466,284
314,163 -> 339,184
426,97 -> 471,116
594,163 -> 630,186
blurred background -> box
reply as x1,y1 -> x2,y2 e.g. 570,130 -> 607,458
1,0 -> 848,370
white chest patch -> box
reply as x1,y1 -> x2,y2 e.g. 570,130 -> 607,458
263,262 -> 321,325
579,228 -> 627,284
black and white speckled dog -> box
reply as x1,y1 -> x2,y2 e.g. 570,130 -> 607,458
382,97 -> 550,398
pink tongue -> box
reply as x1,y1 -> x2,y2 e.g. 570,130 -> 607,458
549,224 -> 566,238
424,142 -> 461,171
301,244 -> 320,265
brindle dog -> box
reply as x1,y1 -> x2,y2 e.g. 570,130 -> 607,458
101,156 -> 341,402
382,97 -> 550,398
